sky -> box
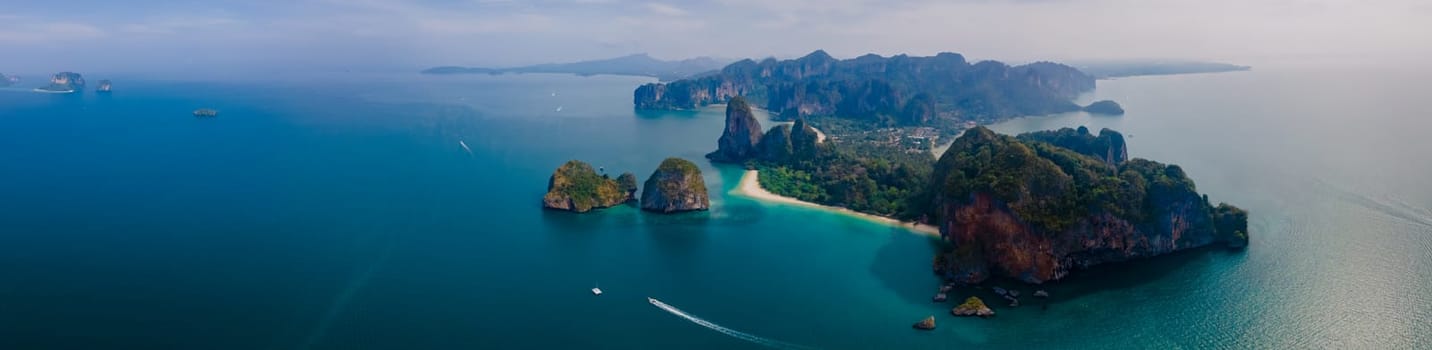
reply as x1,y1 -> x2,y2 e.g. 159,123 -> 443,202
2,0 -> 1430,74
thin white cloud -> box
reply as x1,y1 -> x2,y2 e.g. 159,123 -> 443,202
417,14 -> 557,35
120,17 -> 245,35
645,3 -> 688,16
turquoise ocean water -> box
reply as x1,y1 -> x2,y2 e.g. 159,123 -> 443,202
0,66 -> 1428,349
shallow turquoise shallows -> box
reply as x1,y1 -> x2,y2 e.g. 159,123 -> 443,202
0,66 -> 1429,349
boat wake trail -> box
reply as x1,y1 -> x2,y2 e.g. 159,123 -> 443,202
458,140 -> 473,156
1314,178 -> 1432,229
648,298 -> 813,350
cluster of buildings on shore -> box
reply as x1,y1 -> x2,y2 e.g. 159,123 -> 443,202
829,121 -> 980,154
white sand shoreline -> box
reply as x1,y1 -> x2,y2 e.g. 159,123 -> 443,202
732,170 -> 940,237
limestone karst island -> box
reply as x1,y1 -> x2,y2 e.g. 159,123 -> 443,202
541,158 -> 709,214
631,51 -> 1249,312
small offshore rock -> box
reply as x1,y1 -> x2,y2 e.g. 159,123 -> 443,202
1034,290 -> 1049,298
951,297 -> 994,317
1083,100 -> 1125,115
913,316 -> 936,330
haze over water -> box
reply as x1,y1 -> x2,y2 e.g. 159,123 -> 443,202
0,63 -> 1429,348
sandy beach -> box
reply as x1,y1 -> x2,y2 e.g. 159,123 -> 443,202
732,170 -> 941,237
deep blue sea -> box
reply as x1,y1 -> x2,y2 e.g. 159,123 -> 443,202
1,66 -> 1429,349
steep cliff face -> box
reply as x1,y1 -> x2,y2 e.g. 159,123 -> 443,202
542,160 -> 635,213
640,158 -> 710,213
1016,62 -> 1098,98
751,118 -> 822,164
757,124 -> 794,162
937,191 -> 1217,283
634,50 -> 1094,123
788,119 -> 821,160
1017,126 -> 1128,166
705,97 -> 764,163
931,127 -> 1247,284
633,77 -> 748,109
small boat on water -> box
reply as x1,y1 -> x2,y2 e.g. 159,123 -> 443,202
193,109 -> 219,117
591,282 -> 602,295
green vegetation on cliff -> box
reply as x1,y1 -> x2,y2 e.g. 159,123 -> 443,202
647,157 -> 705,199
931,126 -> 1246,244
951,296 -> 994,317
753,119 -> 935,217
641,157 -> 710,213
616,173 -> 639,194
542,160 -> 635,213
956,296 -> 987,310
1213,203 -> 1250,247
1016,126 -> 1128,165
928,127 -> 1249,283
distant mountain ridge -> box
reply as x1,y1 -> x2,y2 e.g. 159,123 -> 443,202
634,50 -> 1097,126
422,54 -> 732,81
